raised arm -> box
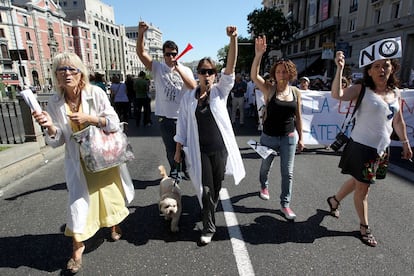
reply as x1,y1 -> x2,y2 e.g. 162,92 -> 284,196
250,36 -> 270,96
223,26 -> 238,75
331,51 -> 359,101
136,21 -> 153,70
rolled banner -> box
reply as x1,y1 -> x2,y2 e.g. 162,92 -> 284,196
21,89 -> 42,113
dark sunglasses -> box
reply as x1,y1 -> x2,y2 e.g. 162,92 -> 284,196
198,68 -> 215,76
164,52 -> 178,57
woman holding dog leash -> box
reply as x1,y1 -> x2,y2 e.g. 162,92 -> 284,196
327,48 -> 412,247
174,26 -> 245,245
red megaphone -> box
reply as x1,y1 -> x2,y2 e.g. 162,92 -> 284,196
174,43 -> 193,61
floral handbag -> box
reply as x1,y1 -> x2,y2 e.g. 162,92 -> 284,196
72,124 -> 135,173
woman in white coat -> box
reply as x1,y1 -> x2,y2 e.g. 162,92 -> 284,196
33,52 -> 134,273
174,26 -> 245,245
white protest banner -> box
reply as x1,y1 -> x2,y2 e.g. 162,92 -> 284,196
359,37 -> 402,68
300,89 -> 414,146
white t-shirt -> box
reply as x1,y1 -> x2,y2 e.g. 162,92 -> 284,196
351,87 -> 400,155
152,61 -> 194,119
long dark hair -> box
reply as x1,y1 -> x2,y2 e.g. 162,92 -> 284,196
363,59 -> 400,90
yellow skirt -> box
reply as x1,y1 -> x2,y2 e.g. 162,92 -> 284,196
64,160 -> 130,242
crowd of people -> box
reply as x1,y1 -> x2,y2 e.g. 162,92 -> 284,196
30,22 -> 412,273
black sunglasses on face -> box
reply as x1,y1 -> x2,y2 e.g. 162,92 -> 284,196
198,68 -> 215,76
56,66 -> 80,74
164,52 -> 177,57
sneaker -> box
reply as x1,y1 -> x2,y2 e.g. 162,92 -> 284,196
200,233 -> 214,245
281,207 -> 296,220
259,188 -> 269,200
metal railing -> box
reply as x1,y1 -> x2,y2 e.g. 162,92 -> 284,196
0,100 -> 25,144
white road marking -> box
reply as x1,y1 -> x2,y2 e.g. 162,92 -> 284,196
220,188 -> 255,276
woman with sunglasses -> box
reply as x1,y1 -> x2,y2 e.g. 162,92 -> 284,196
32,52 -> 135,273
327,50 -> 412,247
250,35 -> 304,221
174,26 -> 245,245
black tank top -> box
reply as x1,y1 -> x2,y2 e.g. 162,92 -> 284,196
263,87 -> 297,136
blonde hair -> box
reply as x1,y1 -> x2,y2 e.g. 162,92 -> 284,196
51,52 -> 90,95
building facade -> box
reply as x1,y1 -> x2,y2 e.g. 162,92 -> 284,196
266,0 -> 414,85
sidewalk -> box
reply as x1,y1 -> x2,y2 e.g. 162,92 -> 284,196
0,143 -> 64,192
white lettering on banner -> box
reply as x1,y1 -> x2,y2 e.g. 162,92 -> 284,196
359,37 -> 402,68
298,90 -> 414,146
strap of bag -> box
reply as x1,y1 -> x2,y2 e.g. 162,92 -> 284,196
341,84 -> 366,132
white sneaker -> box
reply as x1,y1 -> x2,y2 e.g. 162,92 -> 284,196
281,207 -> 296,220
200,233 -> 213,245
259,188 -> 270,200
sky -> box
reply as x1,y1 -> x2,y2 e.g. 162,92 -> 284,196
102,0 -> 263,63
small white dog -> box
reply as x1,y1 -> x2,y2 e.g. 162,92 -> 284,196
158,165 -> 182,232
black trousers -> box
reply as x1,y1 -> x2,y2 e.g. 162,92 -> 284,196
201,149 -> 228,234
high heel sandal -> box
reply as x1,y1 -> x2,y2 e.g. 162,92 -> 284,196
111,225 -> 122,241
327,195 -> 340,218
360,224 -> 377,247
67,242 -> 84,273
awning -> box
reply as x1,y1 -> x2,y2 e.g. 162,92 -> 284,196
291,55 -> 320,75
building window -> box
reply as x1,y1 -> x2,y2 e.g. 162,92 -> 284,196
67,28 -> 71,35
29,46 -> 34,60
348,18 -> 356,32
0,13 -> 2,23
48,28 -> 54,39
73,1 -> 78,6
0,28 -> 5,38
373,8 -> 381,24
84,30 -> 88,38
26,32 -> 31,40
309,36 -> 316,50
23,16 -> 28,26
391,1 -> 400,19
1,44 -> 9,59
300,40 -> 306,52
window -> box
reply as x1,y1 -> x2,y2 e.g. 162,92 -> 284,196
67,28 -> 71,35
0,28 -> 5,38
48,28 -> 54,39
1,44 -> 9,59
348,18 -> 356,32
23,16 -> 28,26
309,36 -> 316,50
29,46 -> 34,60
373,8 -> 381,24
26,32 -> 31,40
391,1 -> 400,19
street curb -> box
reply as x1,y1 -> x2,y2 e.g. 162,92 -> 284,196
0,143 -> 64,192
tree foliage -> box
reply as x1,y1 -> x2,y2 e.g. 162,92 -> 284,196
217,37 -> 254,74
247,7 -> 299,50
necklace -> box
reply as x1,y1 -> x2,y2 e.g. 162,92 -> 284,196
275,87 -> 290,100
65,94 -> 81,112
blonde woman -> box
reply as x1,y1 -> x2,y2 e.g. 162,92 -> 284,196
33,52 -> 134,273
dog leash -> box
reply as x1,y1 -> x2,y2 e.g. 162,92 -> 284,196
170,163 -> 182,187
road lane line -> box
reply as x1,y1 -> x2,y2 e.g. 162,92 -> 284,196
220,188 -> 255,276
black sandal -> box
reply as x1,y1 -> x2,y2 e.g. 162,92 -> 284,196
327,195 -> 340,218
360,224 -> 378,247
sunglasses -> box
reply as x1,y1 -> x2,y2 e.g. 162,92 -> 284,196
164,52 -> 178,57
56,66 -> 80,74
198,68 -> 215,76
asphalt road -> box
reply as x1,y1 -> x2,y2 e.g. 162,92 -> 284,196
0,115 -> 413,276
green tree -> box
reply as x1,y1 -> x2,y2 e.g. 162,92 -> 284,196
217,37 -> 254,74
247,7 -> 299,50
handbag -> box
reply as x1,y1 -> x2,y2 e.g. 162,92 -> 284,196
72,124 -> 135,172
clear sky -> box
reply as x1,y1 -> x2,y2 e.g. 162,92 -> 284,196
102,0 -> 263,63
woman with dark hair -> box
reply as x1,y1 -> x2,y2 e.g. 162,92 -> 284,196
32,52 -> 134,272
250,35 -> 304,221
174,26 -> 245,245
327,50 -> 412,247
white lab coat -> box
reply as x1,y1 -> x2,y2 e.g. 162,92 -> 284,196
44,85 -> 135,233
174,73 -> 245,207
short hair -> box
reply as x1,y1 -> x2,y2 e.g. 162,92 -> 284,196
51,52 -> 89,95
139,71 -> 146,77
162,40 -> 178,53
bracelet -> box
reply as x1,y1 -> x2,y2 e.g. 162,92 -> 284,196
401,140 -> 409,144
97,117 -> 102,128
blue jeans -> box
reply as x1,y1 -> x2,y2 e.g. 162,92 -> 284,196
259,132 -> 296,207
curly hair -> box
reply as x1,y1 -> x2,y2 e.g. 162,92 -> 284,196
269,58 -> 298,83
363,59 -> 400,90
